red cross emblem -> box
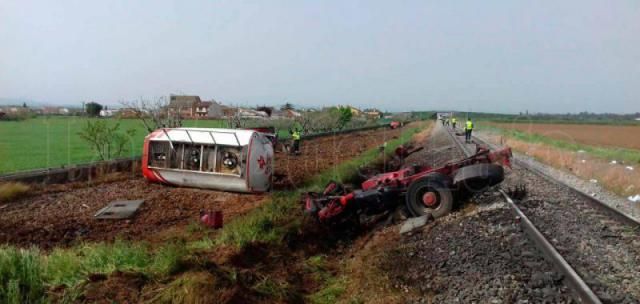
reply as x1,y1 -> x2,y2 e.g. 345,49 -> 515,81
257,155 -> 266,169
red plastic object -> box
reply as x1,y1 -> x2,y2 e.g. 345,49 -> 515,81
201,210 -> 224,229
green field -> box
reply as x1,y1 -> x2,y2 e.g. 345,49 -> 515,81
478,122 -> 640,164
0,117 -> 226,174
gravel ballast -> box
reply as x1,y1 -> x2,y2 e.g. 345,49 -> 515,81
472,129 -> 640,303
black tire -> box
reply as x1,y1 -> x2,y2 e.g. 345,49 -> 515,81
405,175 -> 453,218
453,163 -> 504,193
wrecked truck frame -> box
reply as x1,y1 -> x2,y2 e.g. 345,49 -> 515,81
303,145 -> 513,224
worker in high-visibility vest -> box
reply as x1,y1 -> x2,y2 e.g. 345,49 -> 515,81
464,118 -> 474,143
290,128 -> 302,155
451,117 -> 457,129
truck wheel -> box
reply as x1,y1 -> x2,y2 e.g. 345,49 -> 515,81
453,164 -> 504,193
405,177 -> 453,218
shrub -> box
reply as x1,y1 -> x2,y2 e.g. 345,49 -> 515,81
0,182 -> 30,202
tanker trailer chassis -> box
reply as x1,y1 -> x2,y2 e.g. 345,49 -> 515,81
303,145 -> 513,225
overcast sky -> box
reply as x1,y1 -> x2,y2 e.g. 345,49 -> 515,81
1,1 -> 638,113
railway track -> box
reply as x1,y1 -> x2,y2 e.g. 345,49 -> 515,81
444,125 -> 640,304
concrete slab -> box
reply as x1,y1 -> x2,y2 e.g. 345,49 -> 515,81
399,214 -> 432,234
94,199 -> 144,219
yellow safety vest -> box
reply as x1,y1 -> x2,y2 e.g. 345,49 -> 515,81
451,118 -> 457,123
292,131 -> 301,140
465,121 -> 473,130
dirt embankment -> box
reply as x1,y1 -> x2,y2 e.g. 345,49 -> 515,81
0,126 -> 407,249
276,127 -> 404,188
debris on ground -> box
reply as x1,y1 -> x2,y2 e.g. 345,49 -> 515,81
94,199 -> 144,219
399,214 -> 432,234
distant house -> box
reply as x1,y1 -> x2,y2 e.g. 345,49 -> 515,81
42,107 -> 56,115
167,95 -> 222,119
340,105 -> 362,116
238,108 -> 269,119
115,108 -> 139,119
220,105 -> 238,118
167,95 -> 202,118
271,109 -> 301,119
194,101 -> 210,118
0,105 -> 31,118
99,109 -> 118,117
363,108 -> 383,119
207,101 -> 223,119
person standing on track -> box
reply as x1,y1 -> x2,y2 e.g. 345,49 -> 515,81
451,117 -> 457,129
464,118 -> 474,143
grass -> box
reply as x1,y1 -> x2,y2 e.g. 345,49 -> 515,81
215,191 -> 301,248
252,276 -> 291,300
480,123 -> 640,164
303,255 -> 349,304
0,117 -> 392,174
0,117 -> 226,174
0,240 -> 188,303
309,276 -> 348,304
0,247 -> 45,304
481,124 -> 640,197
0,182 -> 30,202
309,124 -> 422,189
483,118 -> 640,126
147,271 -> 220,304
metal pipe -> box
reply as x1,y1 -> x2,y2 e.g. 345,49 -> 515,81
184,129 -> 194,144
199,145 -> 204,171
161,129 -> 175,151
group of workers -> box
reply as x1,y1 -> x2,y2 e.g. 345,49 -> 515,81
442,115 -> 474,143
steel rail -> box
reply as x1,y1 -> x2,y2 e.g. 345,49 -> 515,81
499,190 -> 602,304
443,124 -> 602,304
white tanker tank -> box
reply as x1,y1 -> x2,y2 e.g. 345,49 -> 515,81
142,128 -> 274,193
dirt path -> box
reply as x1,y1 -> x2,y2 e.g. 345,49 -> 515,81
0,126 -> 408,249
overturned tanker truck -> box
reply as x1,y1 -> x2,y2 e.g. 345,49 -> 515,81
142,128 -> 274,193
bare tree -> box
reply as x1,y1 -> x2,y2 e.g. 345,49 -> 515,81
300,108 -> 341,133
78,120 -> 136,160
226,109 -> 244,129
120,97 -> 183,133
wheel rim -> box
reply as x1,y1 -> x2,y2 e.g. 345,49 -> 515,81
414,186 -> 441,212
422,191 -> 437,207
